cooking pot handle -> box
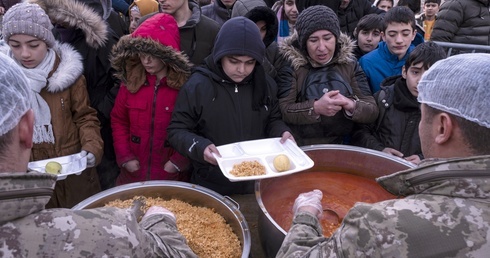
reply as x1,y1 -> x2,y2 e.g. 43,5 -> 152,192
224,195 -> 240,210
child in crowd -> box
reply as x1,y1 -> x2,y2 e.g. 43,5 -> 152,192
111,13 -> 191,185
353,14 -> 383,60
167,17 -> 294,195
375,0 -> 393,11
272,0 -> 298,44
416,0 -> 440,41
352,41 -> 446,164
359,6 -> 416,93
1,3 -> 104,208
128,0 -> 159,33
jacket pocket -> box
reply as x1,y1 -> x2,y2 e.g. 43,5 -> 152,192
127,101 -> 148,129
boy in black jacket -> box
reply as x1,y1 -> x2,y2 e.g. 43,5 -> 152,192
351,42 -> 446,164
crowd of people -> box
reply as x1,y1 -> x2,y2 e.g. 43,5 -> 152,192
1,0 -> 490,256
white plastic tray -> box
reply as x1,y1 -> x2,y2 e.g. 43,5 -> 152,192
28,153 -> 87,180
214,138 -> 314,182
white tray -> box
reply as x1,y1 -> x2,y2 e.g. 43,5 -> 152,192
28,153 -> 87,180
214,138 -> 314,182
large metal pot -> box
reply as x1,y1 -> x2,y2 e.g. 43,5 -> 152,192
72,181 -> 251,258
255,145 -> 416,257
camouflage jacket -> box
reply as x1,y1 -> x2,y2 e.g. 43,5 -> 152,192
276,155 -> 490,258
0,172 -> 197,257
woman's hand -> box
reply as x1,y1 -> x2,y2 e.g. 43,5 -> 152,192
314,90 -> 352,117
280,131 -> 296,144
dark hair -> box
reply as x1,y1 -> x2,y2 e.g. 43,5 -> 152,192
383,6 -> 416,31
354,14 -> 383,39
405,41 -> 446,70
376,0 -> 394,7
424,105 -> 490,155
396,0 -> 421,14
424,0 -> 441,5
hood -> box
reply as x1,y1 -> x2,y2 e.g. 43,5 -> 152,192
279,31 -> 356,70
213,17 -> 265,65
47,42 -> 85,92
232,0 -> 266,17
0,172 -> 56,224
182,0 -> 203,29
129,0 -> 159,17
244,6 -> 278,48
111,13 -> 191,93
28,0 -> 108,49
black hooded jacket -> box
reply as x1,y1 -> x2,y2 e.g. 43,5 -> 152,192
167,17 -> 291,195
352,75 -> 423,158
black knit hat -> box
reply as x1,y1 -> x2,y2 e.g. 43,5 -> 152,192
296,5 -> 340,51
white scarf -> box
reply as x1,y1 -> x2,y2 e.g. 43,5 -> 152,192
9,49 -> 56,144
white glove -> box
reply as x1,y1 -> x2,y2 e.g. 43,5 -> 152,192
292,189 -> 323,218
142,206 -> 176,223
80,150 -> 96,168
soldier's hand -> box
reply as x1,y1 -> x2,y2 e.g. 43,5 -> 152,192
142,206 -> 176,223
292,189 -> 323,219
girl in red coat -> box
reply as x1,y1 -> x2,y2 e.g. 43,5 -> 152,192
111,13 -> 191,185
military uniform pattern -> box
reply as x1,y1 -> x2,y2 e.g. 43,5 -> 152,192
276,156 -> 490,258
0,172 -> 197,257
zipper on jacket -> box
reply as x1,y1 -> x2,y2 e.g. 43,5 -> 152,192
235,84 -> 238,93
0,187 -> 53,201
147,81 -> 159,180
406,170 -> 490,186
61,98 -> 65,111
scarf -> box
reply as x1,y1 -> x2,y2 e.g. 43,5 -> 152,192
9,49 -> 56,144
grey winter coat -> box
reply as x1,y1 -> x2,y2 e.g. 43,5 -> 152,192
202,0 -> 232,25
0,172 -> 197,257
277,155 -> 490,257
431,0 -> 490,46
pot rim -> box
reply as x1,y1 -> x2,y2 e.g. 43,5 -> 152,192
73,180 -> 251,258
254,144 -> 416,235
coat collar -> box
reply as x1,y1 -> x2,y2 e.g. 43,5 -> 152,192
279,31 -> 356,71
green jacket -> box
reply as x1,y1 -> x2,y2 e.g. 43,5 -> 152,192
277,155 -> 490,257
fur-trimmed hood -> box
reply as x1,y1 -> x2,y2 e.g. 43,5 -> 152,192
279,31 -> 356,70
111,14 -> 191,93
27,0 -> 108,49
0,41 -> 84,93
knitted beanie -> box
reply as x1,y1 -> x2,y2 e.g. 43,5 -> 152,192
213,17 -> 265,64
295,5 -> 340,51
2,3 -> 56,48
418,53 -> 490,129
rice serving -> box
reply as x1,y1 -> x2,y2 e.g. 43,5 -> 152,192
230,160 -> 266,177
106,197 -> 241,258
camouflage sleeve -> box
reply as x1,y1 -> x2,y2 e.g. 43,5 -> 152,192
275,211 -> 330,258
139,213 -> 198,257
6,207 -> 197,257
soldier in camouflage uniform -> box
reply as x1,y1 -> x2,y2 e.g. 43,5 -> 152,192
276,53 -> 490,258
0,53 -> 197,257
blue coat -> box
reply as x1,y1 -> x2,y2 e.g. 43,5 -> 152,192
359,41 -> 414,93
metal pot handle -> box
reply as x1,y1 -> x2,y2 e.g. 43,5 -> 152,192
224,195 -> 240,210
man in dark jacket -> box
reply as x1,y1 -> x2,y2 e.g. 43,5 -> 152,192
142,0 -> 220,66
337,0 -> 385,38
430,0 -> 490,47
202,0 -> 235,25
167,17 -> 295,195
